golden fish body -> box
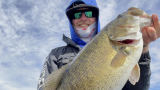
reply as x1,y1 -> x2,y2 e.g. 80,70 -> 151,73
44,7 -> 152,90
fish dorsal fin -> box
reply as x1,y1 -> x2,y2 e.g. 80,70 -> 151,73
111,52 -> 127,68
129,63 -> 140,85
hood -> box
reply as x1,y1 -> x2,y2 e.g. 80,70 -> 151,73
66,0 -> 100,47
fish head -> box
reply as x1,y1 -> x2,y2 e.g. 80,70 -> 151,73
106,7 -> 151,49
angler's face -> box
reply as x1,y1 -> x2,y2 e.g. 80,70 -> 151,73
72,9 -> 96,29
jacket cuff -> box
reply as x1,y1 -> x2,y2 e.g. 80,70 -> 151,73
138,51 -> 151,63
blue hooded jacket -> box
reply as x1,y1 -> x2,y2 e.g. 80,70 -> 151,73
66,0 -> 100,47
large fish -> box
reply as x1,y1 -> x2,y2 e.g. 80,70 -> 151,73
43,7 -> 152,90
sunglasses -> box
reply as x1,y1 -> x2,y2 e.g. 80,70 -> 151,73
73,10 -> 95,19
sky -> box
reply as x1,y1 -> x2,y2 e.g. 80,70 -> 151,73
0,0 -> 159,90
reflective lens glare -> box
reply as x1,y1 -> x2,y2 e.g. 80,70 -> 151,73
85,11 -> 92,18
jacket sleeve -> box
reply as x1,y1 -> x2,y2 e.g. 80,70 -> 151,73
122,51 -> 151,90
37,50 -> 59,90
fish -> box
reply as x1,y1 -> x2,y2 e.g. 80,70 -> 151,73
43,7 -> 153,90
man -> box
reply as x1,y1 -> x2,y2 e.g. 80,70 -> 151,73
37,0 -> 160,90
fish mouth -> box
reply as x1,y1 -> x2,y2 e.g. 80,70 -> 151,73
118,39 -> 135,44
116,39 -> 140,45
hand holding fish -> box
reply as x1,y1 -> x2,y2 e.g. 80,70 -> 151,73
141,14 -> 160,53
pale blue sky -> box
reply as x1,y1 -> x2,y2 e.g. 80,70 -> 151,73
0,0 -> 159,90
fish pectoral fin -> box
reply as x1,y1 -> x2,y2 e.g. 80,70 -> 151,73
111,52 -> 126,68
129,64 -> 140,85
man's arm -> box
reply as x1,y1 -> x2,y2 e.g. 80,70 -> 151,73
37,52 -> 58,90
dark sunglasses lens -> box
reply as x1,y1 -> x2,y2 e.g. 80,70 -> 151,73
74,12 -> 82,19
85,11 -> 92,18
